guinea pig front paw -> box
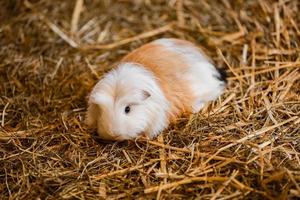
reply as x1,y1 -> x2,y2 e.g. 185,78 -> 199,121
137,132 -> 151,140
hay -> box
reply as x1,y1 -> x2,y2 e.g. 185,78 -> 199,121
0,0 -> 299,199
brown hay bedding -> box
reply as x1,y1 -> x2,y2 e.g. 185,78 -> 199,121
0,0 -> 299,199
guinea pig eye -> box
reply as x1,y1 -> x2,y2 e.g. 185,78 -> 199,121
124,106 -> 131,114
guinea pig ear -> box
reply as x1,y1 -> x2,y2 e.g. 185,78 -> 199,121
141,90 -> 151,101
89,92 -> 108,105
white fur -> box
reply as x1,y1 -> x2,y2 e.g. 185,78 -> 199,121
154,38 -> 226,113
86,63 -> 171,140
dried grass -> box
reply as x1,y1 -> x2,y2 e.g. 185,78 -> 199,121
0,0 -> 300,199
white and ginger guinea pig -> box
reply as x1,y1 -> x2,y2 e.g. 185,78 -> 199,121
86,38 -> 227,141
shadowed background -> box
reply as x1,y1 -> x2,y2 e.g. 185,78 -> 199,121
0,0 -> 299,199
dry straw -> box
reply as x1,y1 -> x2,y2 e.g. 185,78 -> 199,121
0,0 -> 299,199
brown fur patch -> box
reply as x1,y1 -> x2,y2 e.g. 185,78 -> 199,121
121,41 -> 196,122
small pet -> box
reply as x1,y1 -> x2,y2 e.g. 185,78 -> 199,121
86,38 -> 226,140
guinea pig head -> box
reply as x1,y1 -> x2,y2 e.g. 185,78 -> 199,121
86,63 -> 170,141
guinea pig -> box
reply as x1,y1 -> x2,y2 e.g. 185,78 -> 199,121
86,38 -> 227,141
